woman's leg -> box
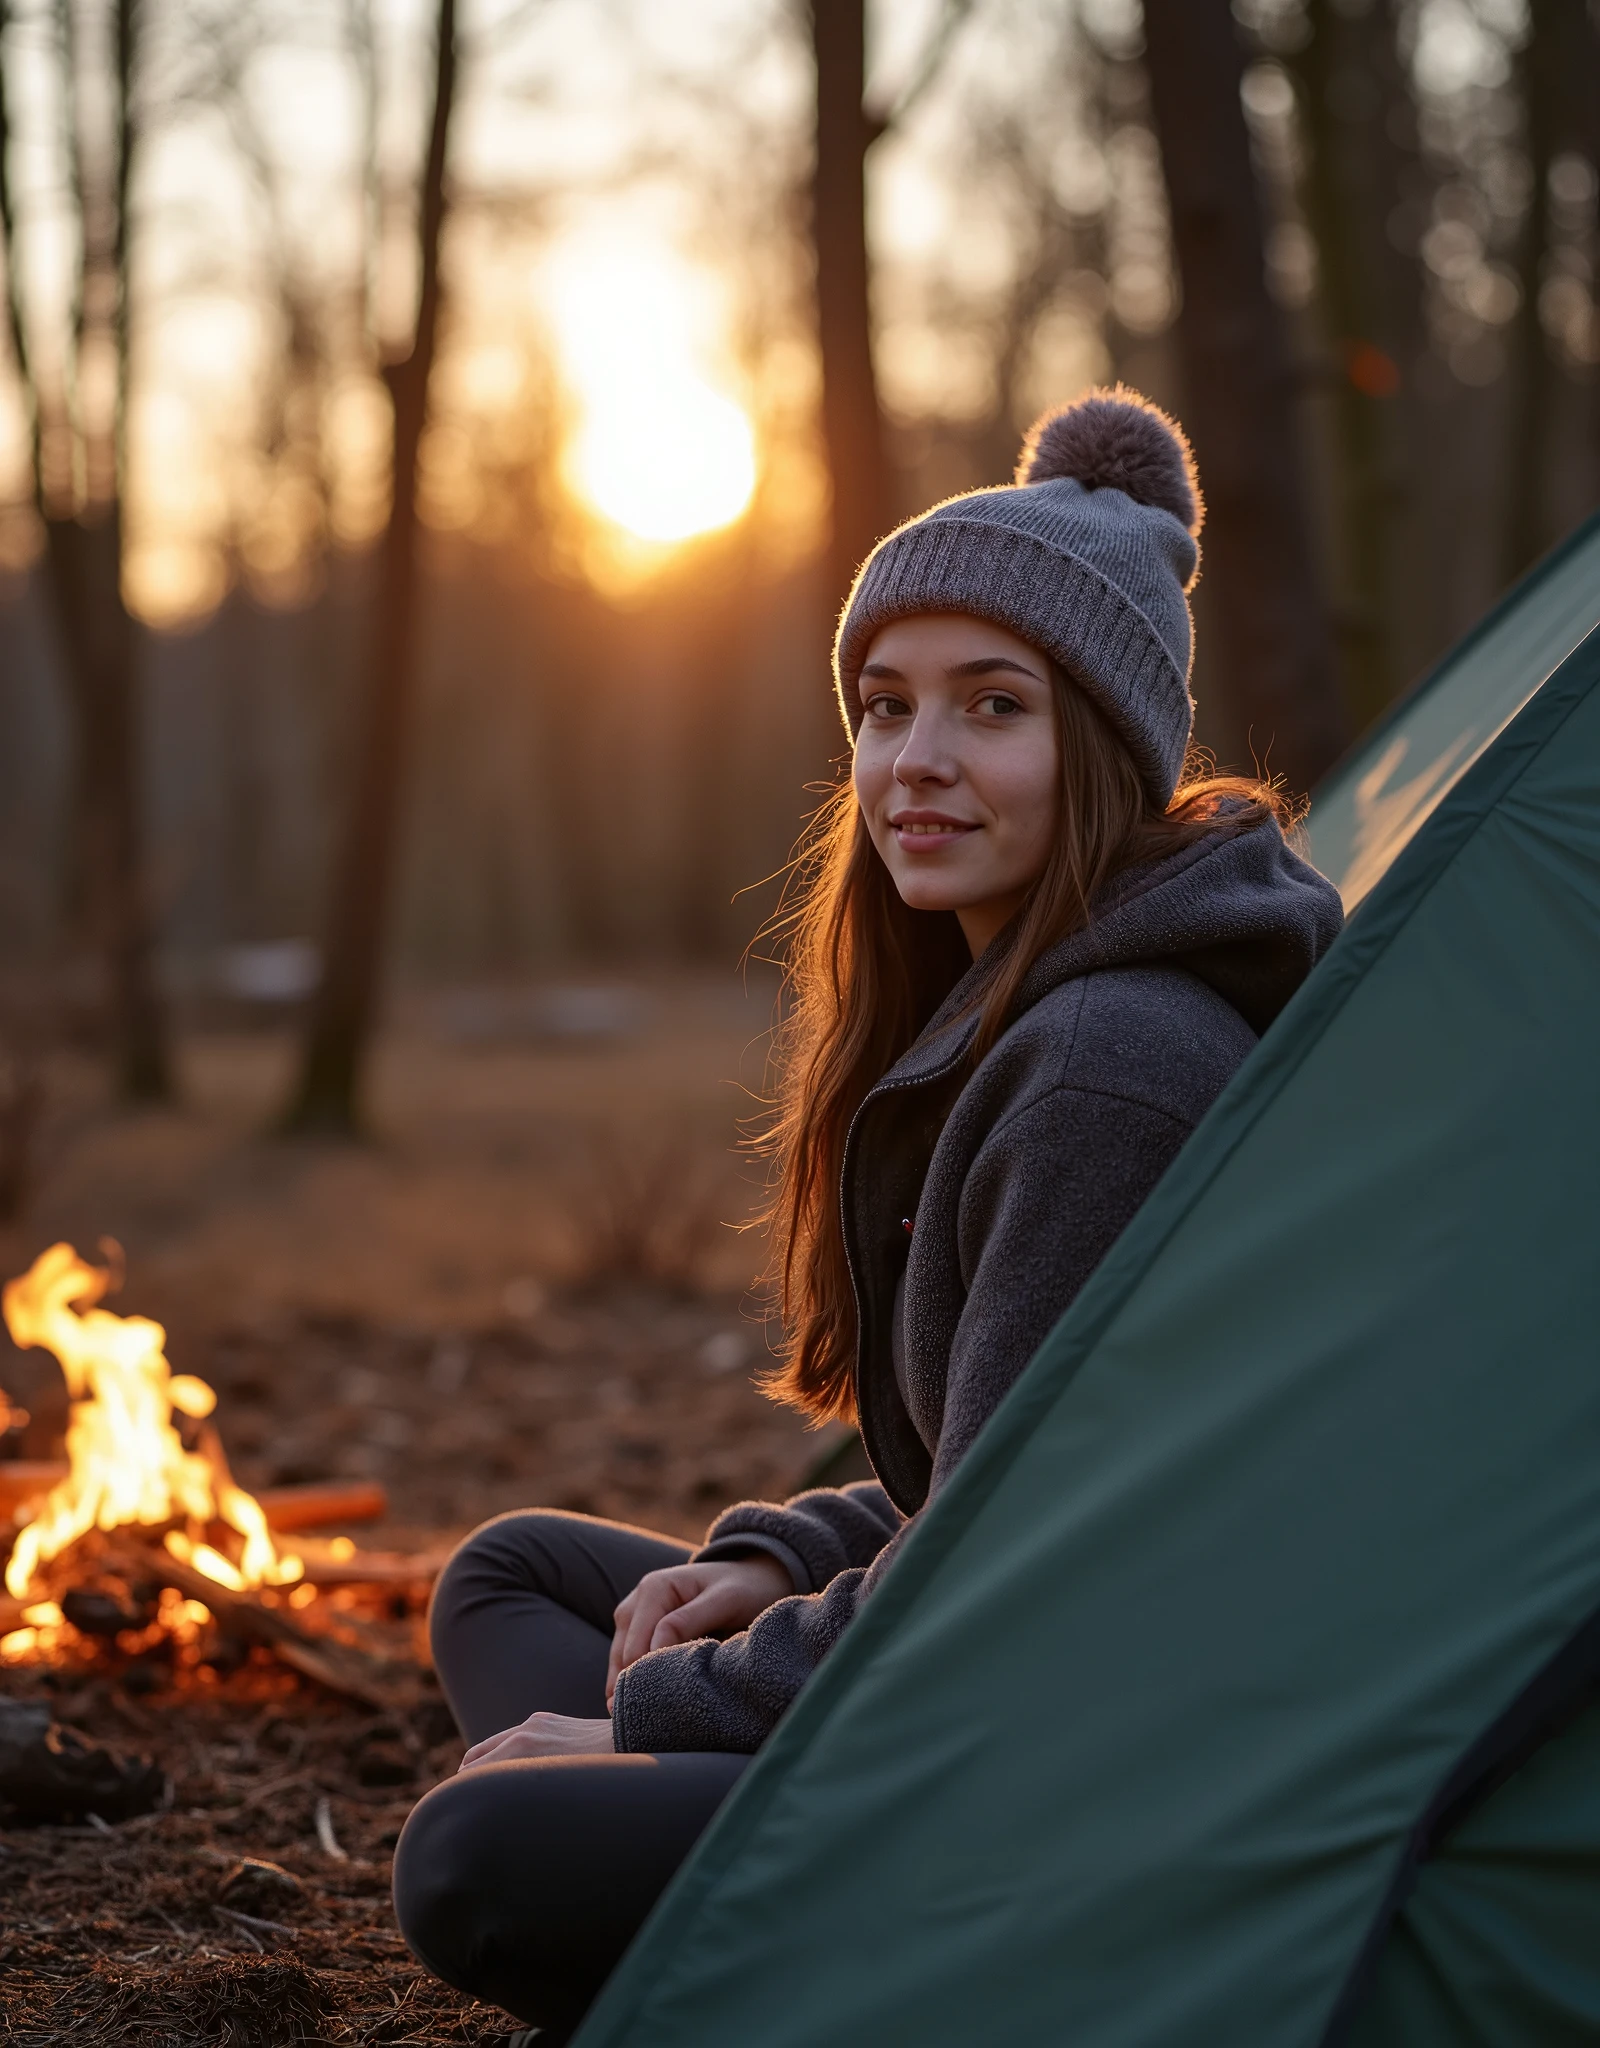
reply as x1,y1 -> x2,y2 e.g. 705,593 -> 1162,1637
427,1509 -> 692,1743
404,1509 -> 742,2033
393,1749 -> 749,2038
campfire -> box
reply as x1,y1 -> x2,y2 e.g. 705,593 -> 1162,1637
4,1242 -> 303,1606
0,1243 -> 439,1722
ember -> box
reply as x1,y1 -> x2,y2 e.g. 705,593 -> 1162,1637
2,1243 -> 303,1619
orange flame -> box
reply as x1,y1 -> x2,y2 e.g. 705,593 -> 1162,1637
2,1243 -> 301,1599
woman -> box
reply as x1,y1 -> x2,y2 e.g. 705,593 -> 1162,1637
393,389 -> 1345,2038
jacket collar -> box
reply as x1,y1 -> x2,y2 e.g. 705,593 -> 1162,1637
864,811 -> 1344,1099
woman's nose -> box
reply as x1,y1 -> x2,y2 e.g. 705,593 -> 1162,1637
893,712 -> 958,786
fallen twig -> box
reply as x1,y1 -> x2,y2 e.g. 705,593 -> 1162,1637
213,1905 -> 296,1939
314,1795 -> 348,1862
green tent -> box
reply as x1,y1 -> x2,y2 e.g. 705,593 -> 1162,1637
576,516 -> 1600,2048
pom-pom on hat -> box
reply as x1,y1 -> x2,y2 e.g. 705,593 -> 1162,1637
834,385 -> 1205,804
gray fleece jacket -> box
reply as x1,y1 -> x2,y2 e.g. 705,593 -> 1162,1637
610,815 -> 1344,1754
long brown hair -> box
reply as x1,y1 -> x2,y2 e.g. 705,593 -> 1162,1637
756,665 -> 1293,1425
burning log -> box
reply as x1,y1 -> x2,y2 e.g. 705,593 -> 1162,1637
0,1466 -> 389,1531
117,1543 -> 425,1712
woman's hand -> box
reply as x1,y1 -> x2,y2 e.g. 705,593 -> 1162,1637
459,1713 -> 614,1770
606,1556 -> 793,1707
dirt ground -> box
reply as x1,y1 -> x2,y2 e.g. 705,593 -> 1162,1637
0,972 -> 842,2044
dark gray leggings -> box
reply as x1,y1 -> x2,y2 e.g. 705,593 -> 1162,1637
392,1511 -> 748,2038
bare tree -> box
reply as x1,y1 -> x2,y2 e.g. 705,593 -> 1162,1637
1502,0 -> 1592,583
284,0 -> 458,1133
1291,0 -> 1428,726
810,0 -> 891,618
0,0 -> 169,1100
1142,0 -> 1346,792
808,0 -> 976,617
1591,3 -> 1600,509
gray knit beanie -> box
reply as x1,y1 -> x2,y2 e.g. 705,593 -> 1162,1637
834,385 -> 1204,805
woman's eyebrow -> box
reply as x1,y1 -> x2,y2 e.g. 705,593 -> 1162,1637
945,656 -> 1044,681
859,661 -> 905,680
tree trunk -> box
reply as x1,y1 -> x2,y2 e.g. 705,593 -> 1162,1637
285,0 -> 457,1133
56,510 -> 169,1099
0,0 -> 168,1099
98,0 -> 168,1100
1503,0 -> 1576,583
811,0 -> 893,622
1293,0 -> 1427,728
673,532 -> 757,957
1142,0 -> 1347,793
1592,4 -> 1600,512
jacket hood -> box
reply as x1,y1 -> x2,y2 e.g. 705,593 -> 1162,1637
887,813 -> 1344,1089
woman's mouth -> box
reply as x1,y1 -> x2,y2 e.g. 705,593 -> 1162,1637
889,813 -> 978,850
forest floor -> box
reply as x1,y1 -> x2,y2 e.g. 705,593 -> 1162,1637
0,971 -> 836,2045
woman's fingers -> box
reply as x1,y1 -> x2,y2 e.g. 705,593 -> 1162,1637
605,1559 -> 797,1702
617,1569 -> 696,1673
458,1713 -> 614,1768
647,1581 -> 745,1649
605,1588 -> 640,1698
606,1575 -> 675,1694
606,1568 -> 694,1701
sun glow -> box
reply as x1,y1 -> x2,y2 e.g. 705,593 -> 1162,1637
546,235 -> 757,547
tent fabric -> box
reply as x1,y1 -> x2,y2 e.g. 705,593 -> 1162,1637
571,521 -> 1600,2048
1347,1697 -> 1600,2047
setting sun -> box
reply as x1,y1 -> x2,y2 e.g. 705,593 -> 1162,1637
545,235 -> 757,546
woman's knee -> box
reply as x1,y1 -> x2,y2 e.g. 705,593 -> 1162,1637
393,1761 -> 624,2033
427,1509 -> 598,1666
392,1773 -> 494,1993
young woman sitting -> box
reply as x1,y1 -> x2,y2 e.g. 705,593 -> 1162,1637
393,388 -> 1345,2040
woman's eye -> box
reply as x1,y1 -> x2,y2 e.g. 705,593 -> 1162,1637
864,693 -> 910,719
978,693 -> 1022,716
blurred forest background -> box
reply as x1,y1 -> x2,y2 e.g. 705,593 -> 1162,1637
0,0 -> 1597,1538
0,0 -> 1598,1114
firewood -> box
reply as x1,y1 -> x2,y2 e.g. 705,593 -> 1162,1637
0,1697 -> 168,1823
109,1544 -> 424,1712
0,1468 -> 388,1532
256,1479 -> 388,1530
295,1545 -> 446,1589
0,1461 -> 65,1517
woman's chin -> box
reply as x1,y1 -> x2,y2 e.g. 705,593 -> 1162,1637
893,878 -> 974,915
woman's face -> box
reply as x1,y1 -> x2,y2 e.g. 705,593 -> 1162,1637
853,612 -> 1059,958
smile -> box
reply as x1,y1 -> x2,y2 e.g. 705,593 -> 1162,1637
891,816 -> 979,850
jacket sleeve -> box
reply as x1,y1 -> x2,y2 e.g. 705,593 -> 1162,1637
612,1565 -> 876,1753
693,1479 -> 902,1594
612,1086 -> 1194,1755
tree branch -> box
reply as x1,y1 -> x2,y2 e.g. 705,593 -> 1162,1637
865,0 -> 978,145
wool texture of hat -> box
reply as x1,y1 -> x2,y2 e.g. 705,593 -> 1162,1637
833,385 -> 1205,805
